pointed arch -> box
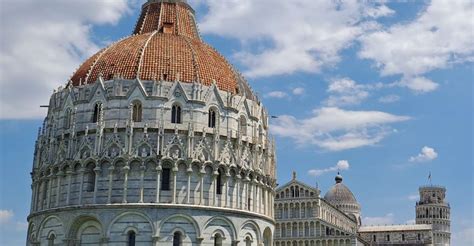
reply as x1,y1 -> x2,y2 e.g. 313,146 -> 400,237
92,102 -> 102,123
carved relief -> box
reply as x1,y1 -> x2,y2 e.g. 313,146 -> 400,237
164,133 -> 185,159
193,137 -> 212,162
219,140 -> 234,165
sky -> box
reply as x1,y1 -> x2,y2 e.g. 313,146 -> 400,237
0,0 -> 473,245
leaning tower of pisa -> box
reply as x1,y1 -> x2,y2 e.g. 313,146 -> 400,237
415,185 -> 451,245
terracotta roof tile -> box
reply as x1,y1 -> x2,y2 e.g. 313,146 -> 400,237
70,0 -> 250,96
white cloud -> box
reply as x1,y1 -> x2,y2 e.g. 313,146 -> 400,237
264,91 -> 288,99
198,0 -> 393,77
308,160 -> 350,177
0,210 -> 13,224
0,0 -> 133,119
399,76 -> 439,94
378,94 -> 400,103
364,5 -> 395,18
409,146 -> 438,162
325,78 -> 370,106
363,213 -> 395,226
359,0 -> 474,93
452,227 -> 474,246
271,107 -> 410,151
292,87 -> 305,96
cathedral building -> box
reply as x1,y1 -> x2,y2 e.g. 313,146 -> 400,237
273,173 -> 365,246
275,173 -> 450,246
26,0 -> 276,245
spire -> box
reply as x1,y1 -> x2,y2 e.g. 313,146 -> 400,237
292,171 -> 296,180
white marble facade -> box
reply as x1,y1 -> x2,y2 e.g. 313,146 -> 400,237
27,78 -> 276,246
273,174 -> 359,246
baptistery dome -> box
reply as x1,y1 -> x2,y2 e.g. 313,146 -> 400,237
324,174 -> 361,226
71,0 -> 254,98
27,1 -> 276,245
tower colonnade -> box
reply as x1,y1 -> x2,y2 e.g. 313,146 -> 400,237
416,186 -> 451,245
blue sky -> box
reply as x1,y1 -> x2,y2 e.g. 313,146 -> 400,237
0,0 -> 472,245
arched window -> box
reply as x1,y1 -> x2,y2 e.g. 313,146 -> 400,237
208,109 -> 217,128
239,116 -> 247,136
128,231 -> 136,246
64,108 -> 72,129
214,233 -> 223,246
418,233 -> 421,240
402,234 -> 405,241
386,234 -> 390,241
171,104 -> 182,124
216,169 -> 223,195
373,235 -> 376,242
173,231 -> 182,246
92,103 -> 102,123
132,101 -> 142,122
84,164 -> 96,192
426,208 -> 429,217
48,233 -> 56,246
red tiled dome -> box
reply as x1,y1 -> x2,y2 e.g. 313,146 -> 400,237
70,0 -> 244,94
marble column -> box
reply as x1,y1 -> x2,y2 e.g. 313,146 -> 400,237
250,181 -> 255,212
78,168 -> 85,205
172,165 -> 178,204
38,179 -> 45,210
46,175 -> 53,209
211,173 -> 217,206
93,166 -> 101,204
186,167 -> 192,204
139,164 -> 145,203
66,170 -> 72,205
241,180 -> 246,210
56,172 -> 63,207
155,165 -> 162,203
235,175 -> 241,209
223,175 -> 229,207
199,171 -> 204,205
107,166 -> 114,204
30,180 -> 37,212
122,165 -> 130,203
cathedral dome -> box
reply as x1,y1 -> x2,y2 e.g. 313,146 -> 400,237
324,174 -> 358,204
70,0 -> 253,97
324,173 -> 361,225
